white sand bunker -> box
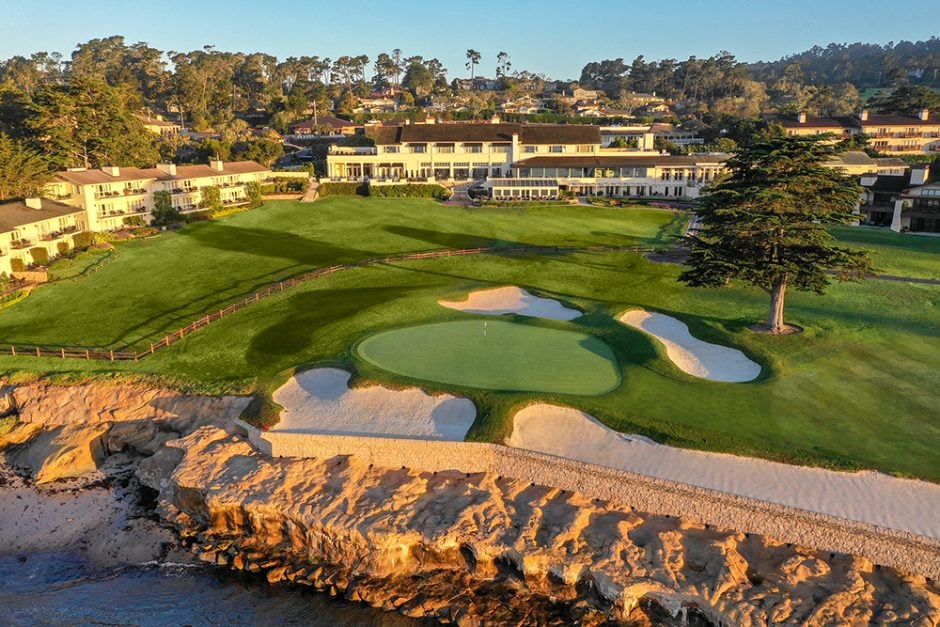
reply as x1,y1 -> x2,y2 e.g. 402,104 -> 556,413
619,309 -> 760,382
507,404 -> 940,539
272,368 -> 475,441
438,286 -> 581,320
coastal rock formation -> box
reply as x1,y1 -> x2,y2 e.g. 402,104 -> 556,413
0,381 -> 250,481
147,425 -> 940,625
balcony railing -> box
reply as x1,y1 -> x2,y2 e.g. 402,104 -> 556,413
11,240 -> 32,250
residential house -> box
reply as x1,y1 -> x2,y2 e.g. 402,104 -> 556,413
771,112 -> 858,140
289,116 -> 362,137
858,109 -> 940,154
771,109 -> 940,154
0,198 -> 86,275
134,113 -> 183,136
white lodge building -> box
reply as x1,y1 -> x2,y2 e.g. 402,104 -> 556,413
46,160 -> 270,231
326,121 -> 726,200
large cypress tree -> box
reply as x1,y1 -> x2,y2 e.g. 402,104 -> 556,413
680,134 -> 873,334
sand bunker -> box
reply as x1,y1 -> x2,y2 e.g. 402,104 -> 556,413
507,404 -> 940,538
619,309 -> 760,382
439,286 -> 581,320
272,368 -> 475,441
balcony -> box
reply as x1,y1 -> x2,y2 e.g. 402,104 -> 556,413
328,146 -> 378,155
171,188 -> 198,195
11,239 -> 32,250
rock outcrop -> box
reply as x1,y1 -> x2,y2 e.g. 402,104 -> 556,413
0,381 -> 250,482
146,425 -> 940,626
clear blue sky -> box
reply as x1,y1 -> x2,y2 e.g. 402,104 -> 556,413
1,0 -> 938,80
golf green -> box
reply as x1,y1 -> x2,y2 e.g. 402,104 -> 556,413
356,320 -> 621,395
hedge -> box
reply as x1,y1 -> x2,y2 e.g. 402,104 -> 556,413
29,247 -> 49,266
72,231 -> 93,251
0,289 -> 28,311
319,182 -> 368,197
260,179 -> 310,194
56,241 -> 70,256
319,182 -> 450,200
10,258 -> 25,273
369,184 -> 451,200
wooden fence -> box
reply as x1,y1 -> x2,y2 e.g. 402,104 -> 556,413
1,244 -> 654,362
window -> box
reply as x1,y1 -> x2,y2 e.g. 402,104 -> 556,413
524,146 -> 537,153
577,145 -> 593,153
550,145 -> 563,153
383,146 -> 400,153
436,143 -> 455,153
465,143 -> 483,153
411,143 -> 427,153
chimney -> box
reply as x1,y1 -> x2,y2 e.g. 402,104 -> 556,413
209,159 -> 224,172
157,163 -> 177,176
424,116 -> 435,125
919,108 -> 930,121
798,111 -> 807,124
910,164 -> 929,186
490,114 -> 501,124
25,197 -> 42,209
860,109 -> 869,121
103,165 -> 120,177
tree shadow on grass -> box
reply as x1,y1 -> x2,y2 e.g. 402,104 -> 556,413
180,222 -> 370,267
382,225 -> 529,250
245,284 -> 423,369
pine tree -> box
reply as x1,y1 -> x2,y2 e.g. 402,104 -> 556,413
680,133 -> 873,334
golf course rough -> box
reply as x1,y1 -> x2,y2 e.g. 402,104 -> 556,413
357,320 -> 621,395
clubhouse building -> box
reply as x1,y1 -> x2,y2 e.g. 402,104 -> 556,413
326,120 -> 725,201
772,109 -> 940,154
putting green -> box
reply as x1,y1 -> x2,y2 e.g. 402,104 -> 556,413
357,320 -> 621,395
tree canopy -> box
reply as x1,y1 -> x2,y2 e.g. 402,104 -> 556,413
0,132 -> 52,200
680,134 -> 873,334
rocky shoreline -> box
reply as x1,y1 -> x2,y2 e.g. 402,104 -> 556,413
0,382 -> 938,625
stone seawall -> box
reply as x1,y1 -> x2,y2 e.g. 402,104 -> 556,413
238,420 -> 940,579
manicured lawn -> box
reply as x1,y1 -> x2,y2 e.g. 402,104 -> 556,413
832,225 -> 940,279
357,320 -> 621,395
0,198 -> 685,350
0,199 -> 936,481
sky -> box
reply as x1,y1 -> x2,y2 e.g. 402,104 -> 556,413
1,0 -> 938,80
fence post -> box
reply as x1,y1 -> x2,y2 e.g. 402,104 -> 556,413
35,346 -> 40,358
179,328 -> 184,340
61,348 -> 65,359
85,349 -> 90,360
109,350 -> 114,361
150,343 -> 155,354
10,346 -> 14,356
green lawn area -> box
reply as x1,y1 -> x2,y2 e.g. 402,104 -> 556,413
357,320 -> 621,395
0,199 -> 936,481
832,225 -> 940,279
0,198 -> 685,350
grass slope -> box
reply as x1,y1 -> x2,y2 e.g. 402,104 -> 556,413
833,225 -> 940,279
0,199 -> 936,480
0,198 -> 685,350
357,320 -> 621,395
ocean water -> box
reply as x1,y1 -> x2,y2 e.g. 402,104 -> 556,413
0,552 -> 424,626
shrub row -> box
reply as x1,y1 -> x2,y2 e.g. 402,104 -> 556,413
319,182 -> 369,197
319,182 -> 451,200
261,179 -> 310,194
368,184 -> 451,200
